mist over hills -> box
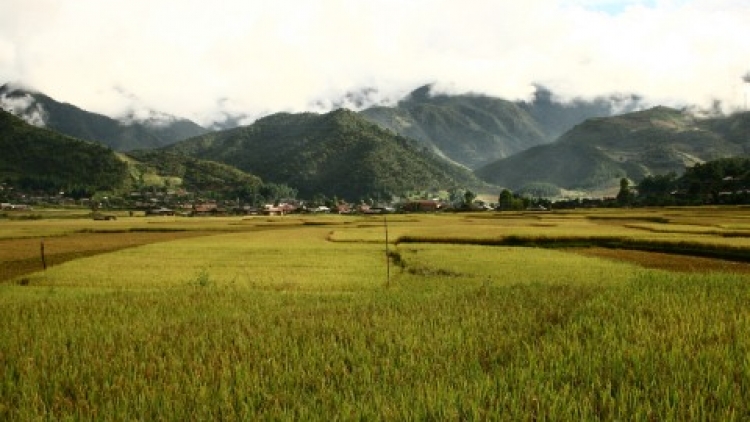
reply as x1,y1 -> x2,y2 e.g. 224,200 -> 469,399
516,86 -> 644,142
359,85 -> 642,169
0,84 -> 208,151
476,107 -> 750,192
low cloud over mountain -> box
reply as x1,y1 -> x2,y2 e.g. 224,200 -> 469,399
2,1 -> 749,126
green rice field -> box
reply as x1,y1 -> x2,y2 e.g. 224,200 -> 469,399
1,207 -> 749,420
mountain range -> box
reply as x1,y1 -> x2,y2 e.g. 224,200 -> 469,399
359,85 -> 642,169
165,108 -> 483,199
476,106 -> 750,192
2,81 -> 748,200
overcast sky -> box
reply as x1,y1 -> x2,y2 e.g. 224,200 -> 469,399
1,0 -> 749,125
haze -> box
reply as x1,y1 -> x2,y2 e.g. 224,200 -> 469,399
1,0 -> 749,125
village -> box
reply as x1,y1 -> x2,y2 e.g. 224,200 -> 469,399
0,182 -> 502,217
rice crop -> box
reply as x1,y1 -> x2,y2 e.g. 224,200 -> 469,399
1,209 -> 750,420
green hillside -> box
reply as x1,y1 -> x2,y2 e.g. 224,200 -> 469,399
0,109 -> 127,193
700,111 -> 750,148
0,108 -> 286,203
168,108 -> 483,200
476,107 -> 749,191
124,150 -> 273,199
0,84 -> 209,151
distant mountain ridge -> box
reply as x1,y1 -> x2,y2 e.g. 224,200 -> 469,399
0,83 -> 209,151
359,85 -> 642,170
166,108 -> 484,199
1,81 -> 645,170
476,106 -> 750,192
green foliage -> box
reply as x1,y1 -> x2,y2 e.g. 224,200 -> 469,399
634,157 -> 750,205
681,156 -> 750,196
0,109 -> 128,193
517,181 -> 562,198
496,189 -> 525,210
681,157 -> 750,204
463,189 -> 476,206
637,172 -> 679,204
616,177 -> 632,205
498,188 -> 513,210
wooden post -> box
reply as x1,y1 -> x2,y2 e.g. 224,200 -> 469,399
384,214 -> 390,288
40,239 -> 47,271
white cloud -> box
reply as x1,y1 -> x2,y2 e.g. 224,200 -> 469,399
1,0 -> 748,125
0,91 -> 47,126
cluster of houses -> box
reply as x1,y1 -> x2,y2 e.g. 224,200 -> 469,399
1,183 -> 509,216
1,202 -> 33,211
127,189 -> 462,216
1,183 -> 511,216
145,200 -> 419,216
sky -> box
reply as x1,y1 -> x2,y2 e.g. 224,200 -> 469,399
1,0 -> 749,126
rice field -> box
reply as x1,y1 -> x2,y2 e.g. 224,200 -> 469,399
1,208 -> 749,420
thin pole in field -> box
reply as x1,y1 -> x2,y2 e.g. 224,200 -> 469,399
384,214 -> 390,288
40,238 -> 47,271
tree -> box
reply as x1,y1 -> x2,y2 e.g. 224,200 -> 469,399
498,189 -> 513,211
616,178 -> 632,205
637,172 -> 677,205
517,182 -> 561,198
463,190 -> 477,208
448,188 -> 464,206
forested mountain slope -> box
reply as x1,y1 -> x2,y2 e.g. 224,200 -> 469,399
0,109 -> 127,193
476,107 -> 750,191
167,108 -> 483,199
